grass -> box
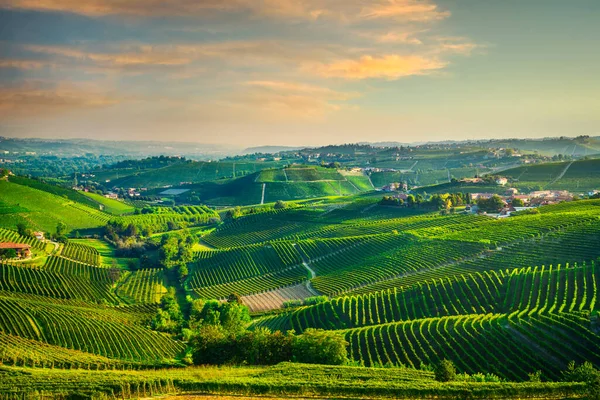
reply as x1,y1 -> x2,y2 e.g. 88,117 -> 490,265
70,238 -> 136,269
0,180 -> 108,234
0,363 -> 586,399
81,192 -> 136,215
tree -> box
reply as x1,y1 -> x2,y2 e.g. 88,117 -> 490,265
274,200 -> 287,210
227,293 -> 243,304
16,222 -> 30,237
0,248 -> 17,259
292,329 -> 348,365
512,198 -> 525,207
56,222 -> 67,236
477,195 -> 505,213
434,359 -> 457,382
191,325 -> 233,365
563,361 -> 599,383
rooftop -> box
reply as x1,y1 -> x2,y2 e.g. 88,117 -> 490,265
0,242 -> 31,249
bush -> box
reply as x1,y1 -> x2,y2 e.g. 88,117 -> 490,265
292,329 -> 348,365
434,359 -> 457,382
563,361 -> 599,383
274,200 -> 287,210
303,296 -> 328,306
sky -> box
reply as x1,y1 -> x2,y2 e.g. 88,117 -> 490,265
0,0 -> 599,147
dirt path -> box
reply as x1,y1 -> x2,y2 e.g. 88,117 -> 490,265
293,243 -> 321,296
260,183 -> 266,205
547,160 -> 574,186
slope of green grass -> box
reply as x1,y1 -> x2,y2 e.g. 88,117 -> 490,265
80,191 -> 136,215
501,158 -> 600,192
108,160 -> 288,188
0,180 -> 109,234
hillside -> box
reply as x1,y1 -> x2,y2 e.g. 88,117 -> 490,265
154,166 -> 374,206
0,180 -> 109,234
102,160 -> 289,189
501,158 -> 600,192
1,167 -> 600,399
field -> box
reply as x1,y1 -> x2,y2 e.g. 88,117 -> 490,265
81,191 -> 136,215
107,160 -> 288,189
1,158 -> 600,398
0,363 -> 586,399
155,169 -> 373,206
0,180 -> 108,234
502,158 -> 600,192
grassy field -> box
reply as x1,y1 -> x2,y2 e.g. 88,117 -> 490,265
81,191 -> 136,215
1,175 -> 600,398
501,158 -> 600,192
0,363 -> 586,399
108,160 -> 289,189
70,238 -> 136,268
0,180 -> 108,234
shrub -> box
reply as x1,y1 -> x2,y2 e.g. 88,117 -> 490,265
434,359 -> 457,382
292,329 -> 348,365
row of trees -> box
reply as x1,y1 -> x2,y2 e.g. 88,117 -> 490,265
188,296 -> 348,366
380,193 -> 471,210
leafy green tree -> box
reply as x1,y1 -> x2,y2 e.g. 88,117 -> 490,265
274,200 -> 287,210
0,249 -> 17,259
56,222 -> 67,236
191,324 -> 232,365
434,359 -> 457,382
563,361 -> 599,383
16,222 -> 30,237
512,198 -> 525,207
477,195 -> 505,213
292,329 -> 348,365
227,293 -> 243,304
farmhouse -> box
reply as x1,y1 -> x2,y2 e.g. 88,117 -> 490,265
33,231 -> 44,240
0,242 -> 31,259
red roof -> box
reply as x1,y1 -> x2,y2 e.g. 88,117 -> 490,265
0,242 -> 31,249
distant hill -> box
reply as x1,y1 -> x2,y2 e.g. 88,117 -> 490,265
152,166 -> 374,206
501,158 -> 600,192
242,145 -> 305,154
0,137 -> 239,158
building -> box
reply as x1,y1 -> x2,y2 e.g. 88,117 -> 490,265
33,231 -> 44,240
0,243 -> 31,258
470,193 -> 496,201
496,177 -> 508,186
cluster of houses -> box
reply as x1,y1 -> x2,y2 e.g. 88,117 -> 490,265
467,189 -> 575,217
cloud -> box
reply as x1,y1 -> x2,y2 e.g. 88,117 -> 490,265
0,81 -> 119,118
1,0 -> 450,22
373,31 -> 424,45
309,54 -> 446,80
24,44 -> 193,69
0,59 -> 54,69
434,37 -> 482,55
359,1 -> 450,22
220,80 -> 357,117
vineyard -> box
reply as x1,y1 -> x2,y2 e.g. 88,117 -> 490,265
1,166 -> 600,397
117,268 -> 167,304
188,243 -> 307,298
251,261 -> 600,379
0,180 -> 110,233
61,242 -> 101,265
0,295 -> 184,364
0,256 -> 121,304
